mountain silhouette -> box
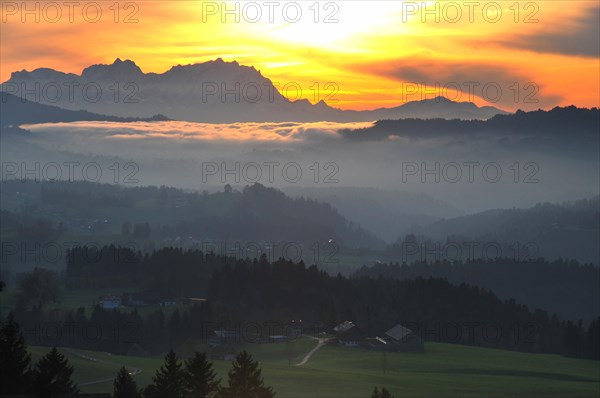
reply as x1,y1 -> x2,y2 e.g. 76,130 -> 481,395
0,92 -> 168,128
1,58 -> 507,123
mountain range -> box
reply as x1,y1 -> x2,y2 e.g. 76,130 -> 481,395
0,92 -> 168,128
1,58 -> 508,123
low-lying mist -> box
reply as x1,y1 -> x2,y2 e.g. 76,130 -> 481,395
2,117 -> 598,245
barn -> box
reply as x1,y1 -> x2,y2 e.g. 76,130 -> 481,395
383,324 -> 424,352
333,321 -> 367,347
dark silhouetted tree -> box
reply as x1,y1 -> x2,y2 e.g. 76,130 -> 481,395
33,347 -> 78,398
184,352 -> 220,398
371,387 -> 394,398
144,349 -> 185,398
0,313 -> 32,394
219,350 -> 275,398
18,267 -> 60,305
585,317 -> 600,360
113,366 -> 142,398
564,320 -> 584,357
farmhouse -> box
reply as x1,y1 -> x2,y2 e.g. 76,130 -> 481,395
210,329 -> 241,346
97,295 -> 121,309
383,324 -> 424,352
333,321 -> 367,347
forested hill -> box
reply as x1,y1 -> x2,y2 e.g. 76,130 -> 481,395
353,258 -> 600,321
341,106 -> 600,142
399,197 -> 599,265
0,180 -> 383,249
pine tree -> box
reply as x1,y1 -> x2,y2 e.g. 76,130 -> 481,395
113,366 -> 142,398
184,352 -> 220,398
564,320 -> 584,357
219,350 -> 275,398
585,317 -> 600,360
0,313 -> 32,394
144,349 -> 185,398
371,387 -> 394,398
33,347 -> 78,398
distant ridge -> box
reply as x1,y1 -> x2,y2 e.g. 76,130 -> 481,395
340,105 -> 600,141
0,92 -> 169,128
1,58 -> 508,123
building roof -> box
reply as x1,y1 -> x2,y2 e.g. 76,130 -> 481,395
333,320 -> 356,334
375,336 -> 388,345
385,324 -> 414,341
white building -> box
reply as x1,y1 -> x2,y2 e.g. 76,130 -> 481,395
98,295 -> 122,309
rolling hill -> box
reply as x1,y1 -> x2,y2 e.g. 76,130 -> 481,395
406,196 -> 600,265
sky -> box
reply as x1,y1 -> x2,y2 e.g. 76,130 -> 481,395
1,0 -> 599,111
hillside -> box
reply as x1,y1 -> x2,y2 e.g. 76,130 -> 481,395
0,92 -> 168,128
283,186 -> 461,242
0,180 -> 384,255
355,258 -> 600,320
405,197 -> 599,264
341,106 -> 600,144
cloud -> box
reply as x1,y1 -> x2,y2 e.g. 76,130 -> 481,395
498,6 -> 599,58
23,120 -> 371,143
351,57 -> 563,109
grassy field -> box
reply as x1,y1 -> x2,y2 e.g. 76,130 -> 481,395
29,340 -> 600,398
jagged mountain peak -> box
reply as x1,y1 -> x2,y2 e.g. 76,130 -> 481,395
81,58 -> 144,80
2,59 -> 509,122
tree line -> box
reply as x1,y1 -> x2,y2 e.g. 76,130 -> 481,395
1,311 -> 276,398
353,258 -> 600,321
115,349 -> 275,398
15,247 -> 598,359
2,307 -> 395,397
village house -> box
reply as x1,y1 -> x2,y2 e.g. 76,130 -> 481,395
380,324 -> 425,352
333,321 -> 367,347
97,295 -> 121,309
210,330 -> 241,347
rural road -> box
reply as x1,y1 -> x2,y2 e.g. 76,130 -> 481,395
295,336 -> 332,366
63,347 -> 143,387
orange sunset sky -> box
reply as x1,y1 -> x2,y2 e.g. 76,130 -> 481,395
1,0 -> 599,111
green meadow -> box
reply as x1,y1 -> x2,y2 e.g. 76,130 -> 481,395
29,339 -> 600,398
